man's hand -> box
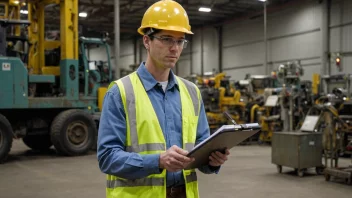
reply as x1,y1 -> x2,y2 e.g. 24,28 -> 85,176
209,149 -> 230,167
159,145 -> 195,172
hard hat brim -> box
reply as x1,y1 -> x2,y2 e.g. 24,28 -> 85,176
138,25 -> 194,35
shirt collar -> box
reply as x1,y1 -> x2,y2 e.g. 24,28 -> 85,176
136,62 -> 179,92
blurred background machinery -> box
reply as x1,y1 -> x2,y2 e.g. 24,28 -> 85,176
0,0 -> 112,163
198,72 -> 246,133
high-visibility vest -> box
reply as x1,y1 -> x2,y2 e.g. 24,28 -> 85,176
106,72 -> 201,198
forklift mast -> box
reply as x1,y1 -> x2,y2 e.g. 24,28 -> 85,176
27,0 -> 79,99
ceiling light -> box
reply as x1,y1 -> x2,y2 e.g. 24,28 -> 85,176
20,10 -> 28,14
79,12 -> 87,17
199,7 -> 211,12
258,0 -> 267,2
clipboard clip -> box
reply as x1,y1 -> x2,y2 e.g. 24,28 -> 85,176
223,111 -> 261,130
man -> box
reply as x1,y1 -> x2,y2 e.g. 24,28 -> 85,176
97,0 -> 230,197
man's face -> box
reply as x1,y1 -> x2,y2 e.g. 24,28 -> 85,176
144,30 -> 186,69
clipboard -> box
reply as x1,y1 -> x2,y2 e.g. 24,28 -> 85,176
185,123 -> 261,169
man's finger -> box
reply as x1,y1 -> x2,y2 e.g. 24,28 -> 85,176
209,156 -> 223,166
173,152 -> 193,163
211,153 -> 225,164
173,146 -> 189,156
215,151 -> 228,161
209,156 -> 221,166
169,158 -> 185,168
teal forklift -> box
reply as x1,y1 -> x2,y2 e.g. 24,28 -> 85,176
0,0 -> 112,163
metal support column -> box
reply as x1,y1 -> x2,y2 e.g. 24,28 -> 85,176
264,1 -> 268,75
201,27 -> 204,76
218,26 -> 223,72
321,0 -> 331,75
114,0 -> 120,80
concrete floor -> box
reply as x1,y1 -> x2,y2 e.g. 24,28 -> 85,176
0,140 -> 351,198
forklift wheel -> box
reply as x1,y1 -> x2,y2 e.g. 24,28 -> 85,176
0,114 -> 13,163
50,109 -> 96,156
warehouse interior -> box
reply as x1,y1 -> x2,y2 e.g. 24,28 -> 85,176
0,0 -> 352,197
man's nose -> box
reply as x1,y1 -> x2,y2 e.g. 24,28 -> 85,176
169,41 -> 179,51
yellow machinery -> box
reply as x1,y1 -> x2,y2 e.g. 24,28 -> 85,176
0,0 -> 26,57
256,92 -> 282,143
243,75 -> 279,143
27,0 -> 77,76
0,0 -> 22,33
199,72 -> 246,132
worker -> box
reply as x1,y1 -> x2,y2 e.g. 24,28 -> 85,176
97,0 -> 230,198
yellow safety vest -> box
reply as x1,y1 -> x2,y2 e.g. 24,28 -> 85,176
106,72 -> 201,198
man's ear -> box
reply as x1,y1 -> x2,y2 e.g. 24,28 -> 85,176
143,35 -> 150,49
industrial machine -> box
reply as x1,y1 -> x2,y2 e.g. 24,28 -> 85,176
0,0 -> 112,163
199,72 -> 246,132
318,74 -> 352,158
246,75 -> 273,121
298,74 -> 352,183
245,75 -> 281,143
275,62 -> 309,132
318,75 -> 352,184
255,62 -> 310,143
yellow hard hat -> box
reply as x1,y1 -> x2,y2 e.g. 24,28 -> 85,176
137,0 -> 193,35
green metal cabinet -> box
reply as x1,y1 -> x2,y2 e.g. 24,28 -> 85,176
0,58 -> 28,108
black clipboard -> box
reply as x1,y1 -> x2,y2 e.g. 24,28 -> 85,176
185,123 -> 261,169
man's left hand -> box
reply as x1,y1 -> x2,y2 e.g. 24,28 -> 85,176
209,149 -> 230,167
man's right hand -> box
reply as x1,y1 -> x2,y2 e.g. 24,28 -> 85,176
159,145 -> 195,172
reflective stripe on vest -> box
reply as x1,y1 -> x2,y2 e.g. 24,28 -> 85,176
186,171 -> 197,183
107,177 -> 164,188
107,171 -> 197,188
185,143 -> 195,152
178,78 -> 199,116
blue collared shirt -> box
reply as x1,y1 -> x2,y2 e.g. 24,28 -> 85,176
97,62 -> 218,187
